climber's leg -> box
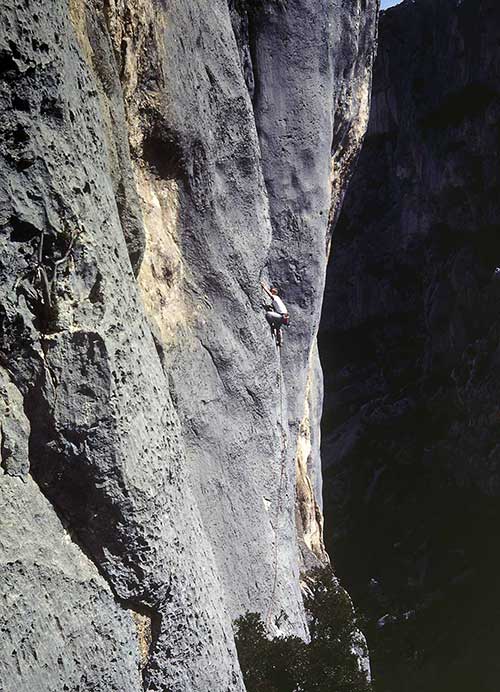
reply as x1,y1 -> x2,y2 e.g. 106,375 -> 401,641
266,310 -> 281,343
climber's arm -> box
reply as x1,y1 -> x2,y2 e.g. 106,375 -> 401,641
260,281 -> 272,298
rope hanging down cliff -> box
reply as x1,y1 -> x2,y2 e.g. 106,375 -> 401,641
265,346 -> 288,628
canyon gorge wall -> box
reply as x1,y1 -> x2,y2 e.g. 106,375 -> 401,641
320,1 -> 500,690
0,1 -> 378,690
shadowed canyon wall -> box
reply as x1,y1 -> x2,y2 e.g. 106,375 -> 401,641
320,1 -> 500,690
0,0 -> 378,689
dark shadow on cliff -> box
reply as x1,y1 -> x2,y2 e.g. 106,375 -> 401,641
319,0 -> 500,690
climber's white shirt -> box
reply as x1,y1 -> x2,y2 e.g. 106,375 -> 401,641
272,295 -> 287,315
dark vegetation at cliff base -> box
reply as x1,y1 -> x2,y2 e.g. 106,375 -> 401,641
234,568 -> 371,692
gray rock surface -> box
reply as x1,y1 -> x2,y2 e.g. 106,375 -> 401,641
0,3 -> 243,688
0,0 -> 378,688
0,369 -> 29,477
0,473 -> 142,692
227,0 -> 378,621
320,1 -> 500,690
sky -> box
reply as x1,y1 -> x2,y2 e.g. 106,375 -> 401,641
381,0 -> 403,8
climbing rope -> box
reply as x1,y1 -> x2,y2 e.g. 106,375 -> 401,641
265,346 -> 289,629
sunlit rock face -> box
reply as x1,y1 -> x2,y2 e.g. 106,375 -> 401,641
320,1 -> 500,690
0,0 -> 377,689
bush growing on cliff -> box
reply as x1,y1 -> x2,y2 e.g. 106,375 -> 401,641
234,567 -> 371,692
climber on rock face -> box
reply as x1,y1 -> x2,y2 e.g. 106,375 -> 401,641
261,281 -> 290,348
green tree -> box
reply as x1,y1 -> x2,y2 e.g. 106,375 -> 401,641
234,568 -> 371,692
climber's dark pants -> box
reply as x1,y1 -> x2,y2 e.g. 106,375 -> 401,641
265,310 -> 283,345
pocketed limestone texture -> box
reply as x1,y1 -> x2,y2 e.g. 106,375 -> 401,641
0,0 -> 378,688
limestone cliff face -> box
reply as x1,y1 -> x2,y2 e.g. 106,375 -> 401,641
0,1 -> 377,689
320,1 -> 500,690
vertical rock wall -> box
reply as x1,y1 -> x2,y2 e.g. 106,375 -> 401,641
244,0 -> 378,577
0,0 -> 378,689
